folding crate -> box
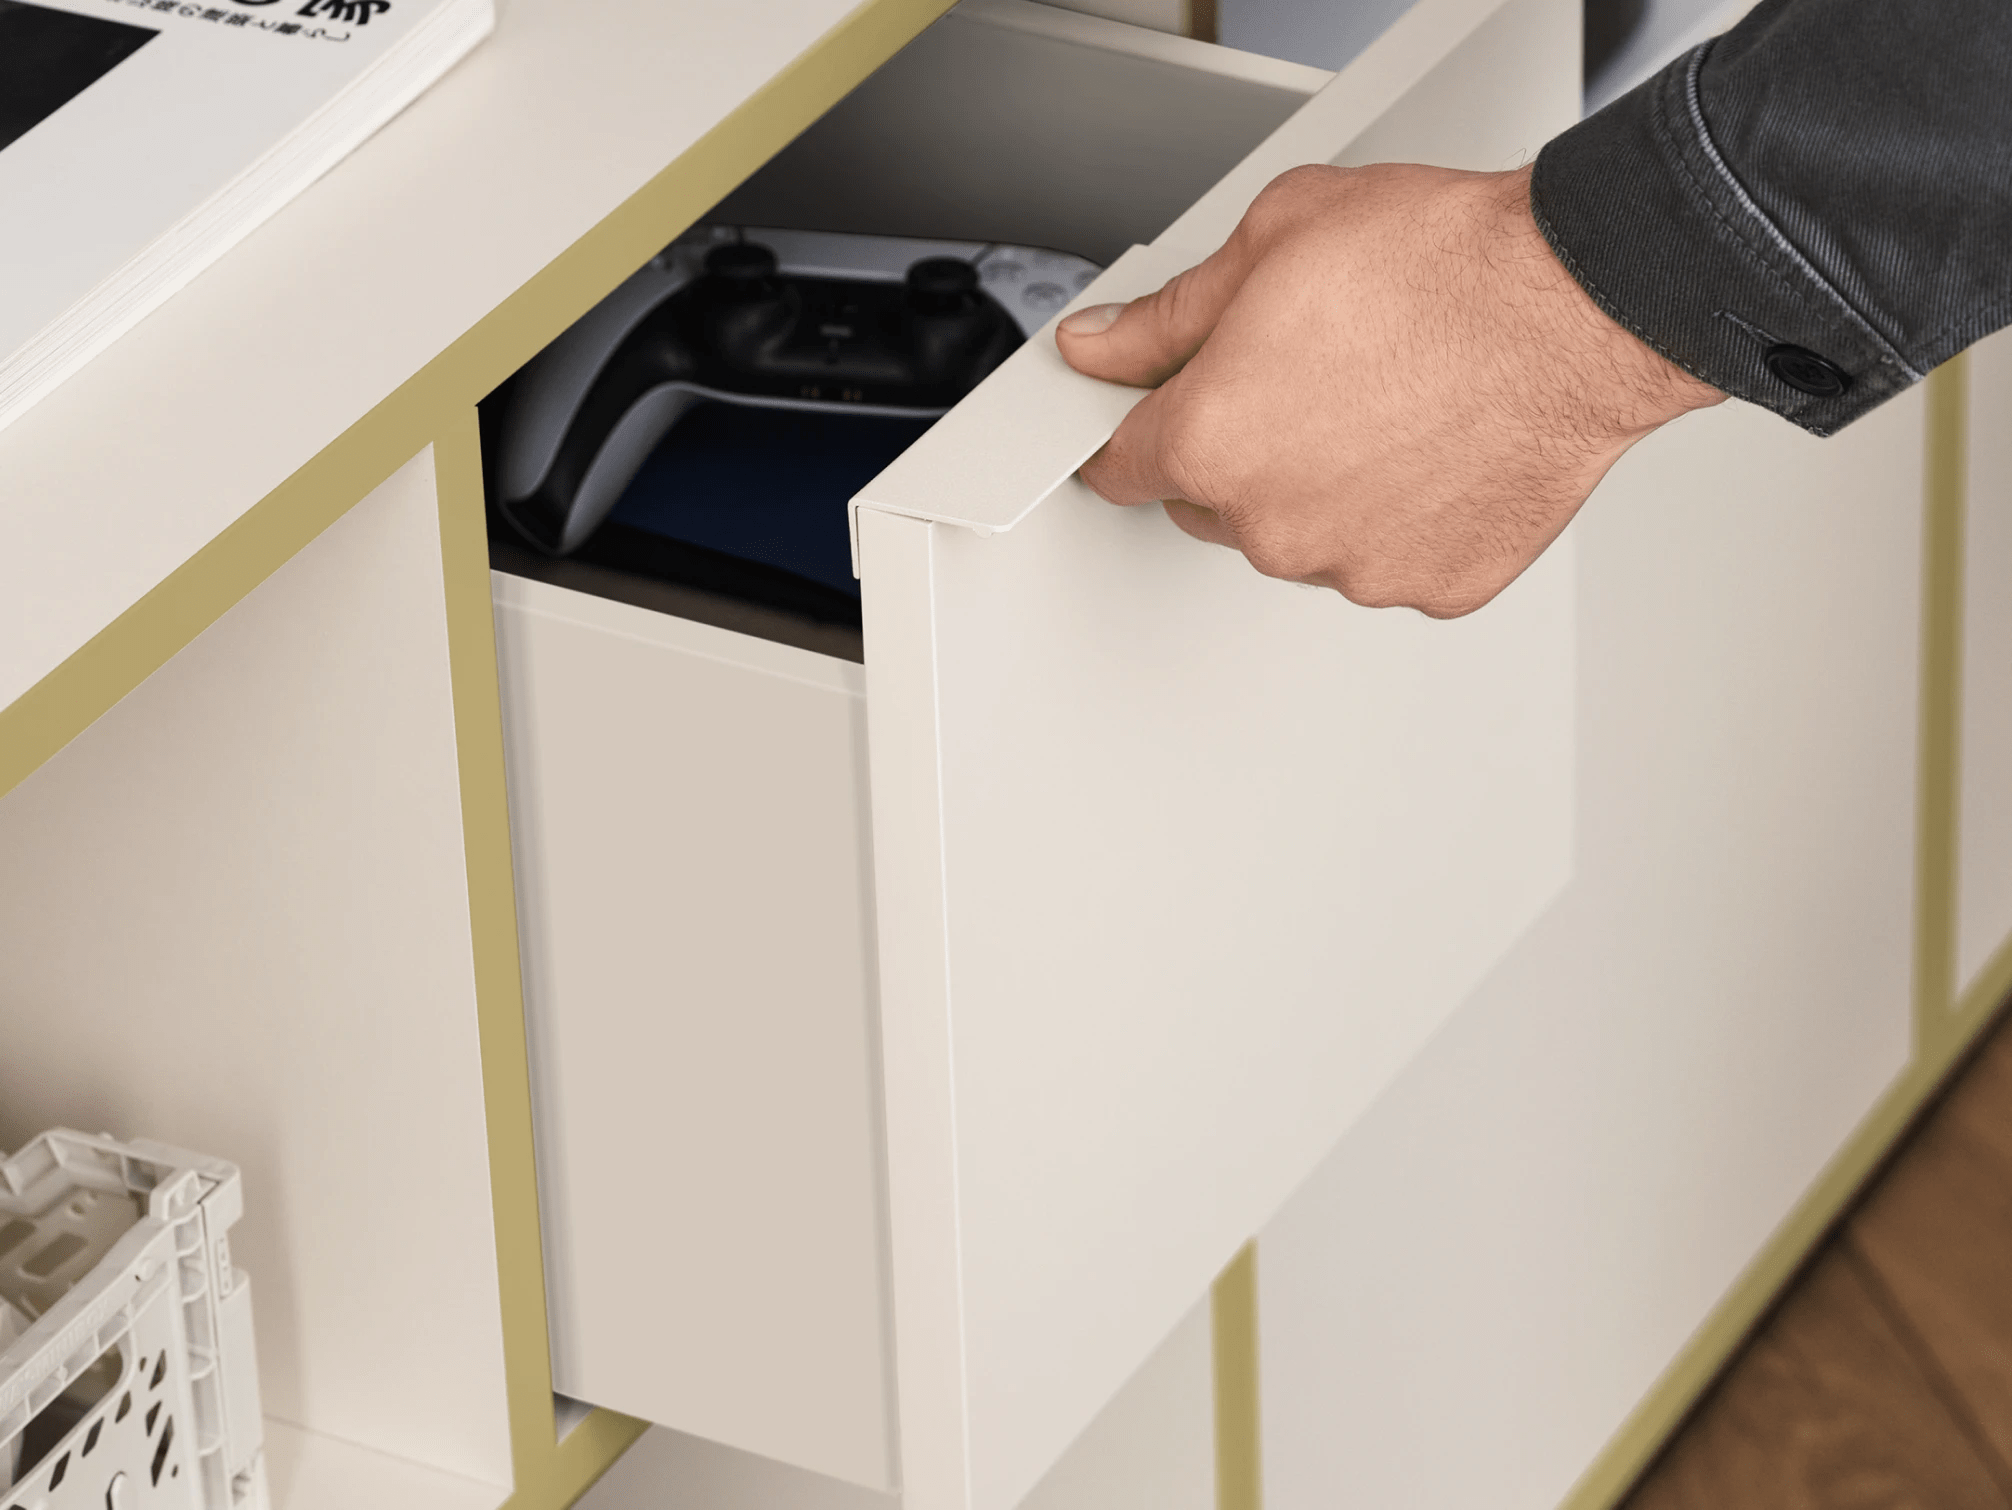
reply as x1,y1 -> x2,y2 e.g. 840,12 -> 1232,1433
0,1132 -> 265,1510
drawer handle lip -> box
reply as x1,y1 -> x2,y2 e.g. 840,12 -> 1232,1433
848,243 -> 1190,570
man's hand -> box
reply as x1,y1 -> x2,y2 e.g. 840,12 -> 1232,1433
1054,163 -> 1723,617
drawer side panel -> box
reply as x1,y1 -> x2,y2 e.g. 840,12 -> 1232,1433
494,578 -> 893,1490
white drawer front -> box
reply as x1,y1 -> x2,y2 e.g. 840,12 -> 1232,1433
852,0 -> 1579,1506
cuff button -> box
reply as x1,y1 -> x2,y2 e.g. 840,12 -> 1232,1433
1765,344 -> 1853,398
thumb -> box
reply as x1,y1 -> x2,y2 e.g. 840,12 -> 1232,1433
1053,237 -> 1255,389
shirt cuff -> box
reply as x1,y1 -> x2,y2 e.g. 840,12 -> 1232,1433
1529,41 -> 1921,436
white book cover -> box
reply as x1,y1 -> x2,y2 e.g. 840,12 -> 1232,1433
0,0 -> 491,435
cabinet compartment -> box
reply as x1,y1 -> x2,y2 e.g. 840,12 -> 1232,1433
0,451 -> 515,1509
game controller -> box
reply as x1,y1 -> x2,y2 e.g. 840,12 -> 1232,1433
493,225 -> 1103,555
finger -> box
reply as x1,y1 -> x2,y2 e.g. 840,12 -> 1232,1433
1053,236 -> 1257,389
1076,379 -> 1191,507
1161,498 -> 1238,548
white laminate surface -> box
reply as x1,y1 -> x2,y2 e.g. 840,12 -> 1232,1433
570,1297 -> 1214,1510
1959,326 -> 2012,993
494,575 -> 892,1490
0,453 -> 513,1494
1258,388 -> 1924,1510
265,1420 -> 506,1510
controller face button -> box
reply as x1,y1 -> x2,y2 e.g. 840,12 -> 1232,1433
906,256 -> 982,314
1021,281 -> 1069,313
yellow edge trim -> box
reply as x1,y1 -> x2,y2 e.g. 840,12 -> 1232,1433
1556,357 -> 1981,1510
438,398 -> 651,1510
1212,1243 -> 1264,1510
515,1413 -> 655,1510
1917,354 -> 1970,1054
436,406 -> 565,1487
0,1 -> 954,1504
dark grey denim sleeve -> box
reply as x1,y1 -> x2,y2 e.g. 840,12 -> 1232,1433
1529,0 -> 2012,435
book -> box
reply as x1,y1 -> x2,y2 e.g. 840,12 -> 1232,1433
0,0 -> 492,437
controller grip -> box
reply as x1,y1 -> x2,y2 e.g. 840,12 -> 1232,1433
497,322 -> 702,555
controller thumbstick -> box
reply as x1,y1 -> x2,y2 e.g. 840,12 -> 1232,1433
905,257 -> 980,315
705,241 -> 780,292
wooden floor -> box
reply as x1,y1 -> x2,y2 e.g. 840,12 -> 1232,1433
1624,1004 -> 2012,1509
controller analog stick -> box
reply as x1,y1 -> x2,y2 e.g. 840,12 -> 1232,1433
905,257 -> 980,314
705,241 -> 781,291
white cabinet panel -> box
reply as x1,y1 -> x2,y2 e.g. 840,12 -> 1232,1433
855,2 -> 1580,1507
859,498 -> 1573,1510
495,577 -> 893,1490
569,1298 -> 1214,1510
1959,327 -> 2012,993
1258,390 -> 1923,1510
264,1422 -> 508,1510
1015,1298 -> 1214,1510
0,452 -> 513,1500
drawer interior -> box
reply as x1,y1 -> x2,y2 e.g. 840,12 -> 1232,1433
481,1 -> 1323,655
707,2 -> 1326,269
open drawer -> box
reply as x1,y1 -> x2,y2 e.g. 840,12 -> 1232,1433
493,0 -> 1579,1506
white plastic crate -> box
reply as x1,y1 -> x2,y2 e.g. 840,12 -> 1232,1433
0,1132 -> 267,1510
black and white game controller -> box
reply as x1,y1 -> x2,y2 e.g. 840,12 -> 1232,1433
493,225 -> 1103,556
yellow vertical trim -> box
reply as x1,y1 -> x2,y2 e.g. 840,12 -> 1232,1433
1555,1056 -> 1955,1509
437,409 -> 650,1508
1556,358 -> 1982,1510
1917,356 -> 1971,1054
435,408 -> 556,1478
515,1411 -> 653,1510
1213,1243 -> 1264,1510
